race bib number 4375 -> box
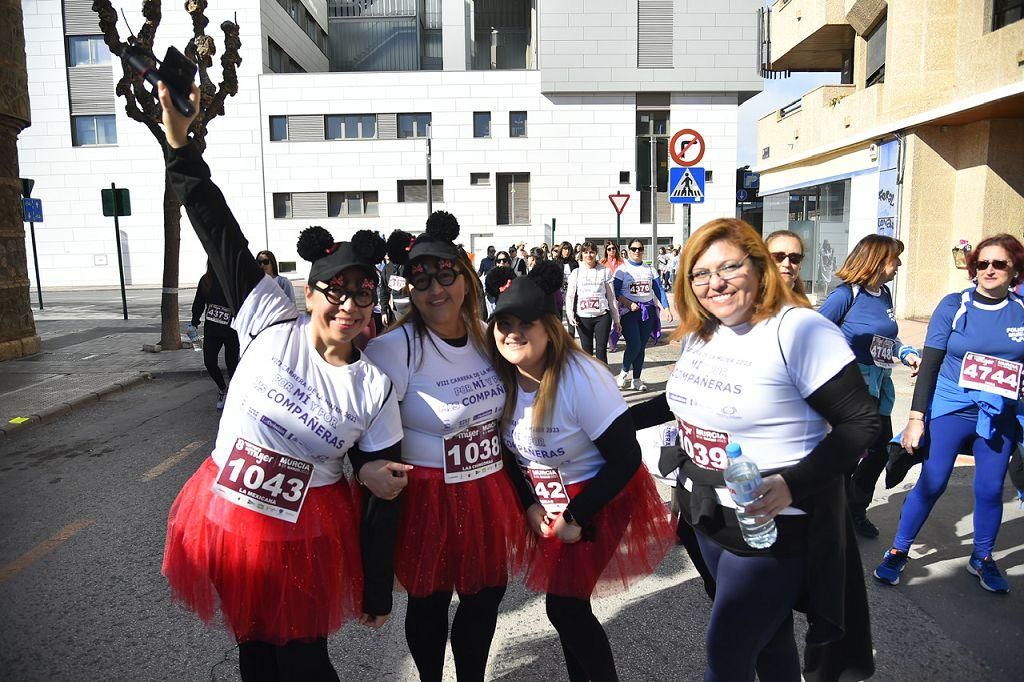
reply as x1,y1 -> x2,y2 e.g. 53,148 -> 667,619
959,352 -> 1023,401
212,438 -> 313,523
443,421 -> 503,484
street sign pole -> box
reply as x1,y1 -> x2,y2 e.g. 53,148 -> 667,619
650,133 -> 658,264
608,193 -> 630,247
425,123 -> 433,215
111,183 -> 129,320
29,221 -> 42,310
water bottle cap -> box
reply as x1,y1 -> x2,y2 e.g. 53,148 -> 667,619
725,442 -> 742,458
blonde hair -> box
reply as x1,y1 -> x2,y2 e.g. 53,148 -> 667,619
834,235 -> 904,287
673,218 -> 807,342
393,251 -> 487,361
487,313 -> 584,430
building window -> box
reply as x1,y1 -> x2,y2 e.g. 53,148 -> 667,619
636,110 -> 669,136
398,179 -> 443,203
273,193 -> 292,218
71,114 -> 117,146
68,36 -> 111,66
269,38 -> 306,73
470,172 -> 490,186
865,17 -> 887,86
473,112 -> 491,138
328,191 -> 379,217
993,0 -> 1023,29
509,111 -> 527,138
619,171 -> 630,184
496,173 -> 529,225
326,114 -> 377,139
398,113 -> 432,138
269,116 -> 288,141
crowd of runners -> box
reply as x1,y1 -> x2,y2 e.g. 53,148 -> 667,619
160,82 -> 1021,682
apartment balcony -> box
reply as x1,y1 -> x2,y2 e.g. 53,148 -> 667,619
758,83 -> 885,167
766,0 -> 855,71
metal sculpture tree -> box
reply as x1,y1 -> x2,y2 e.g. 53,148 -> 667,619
93,0 -> 241,350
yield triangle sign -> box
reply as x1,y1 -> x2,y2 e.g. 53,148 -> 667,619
608,193 -> 630,215
670,168 -> 703,200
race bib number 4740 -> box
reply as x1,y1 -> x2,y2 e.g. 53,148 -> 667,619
443,421 -> 503,484
959,352 -> 1023,401
212,438 -> 313,523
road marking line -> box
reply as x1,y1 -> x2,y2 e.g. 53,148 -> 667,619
141,440 -> 207,482
0,519 -> 95,584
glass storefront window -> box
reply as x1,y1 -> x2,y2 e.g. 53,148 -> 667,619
763,179 -> 850,301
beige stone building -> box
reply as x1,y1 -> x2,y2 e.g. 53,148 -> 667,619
755,0 -> 1023,316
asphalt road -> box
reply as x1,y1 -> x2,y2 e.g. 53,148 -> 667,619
1,374 -> 1021,681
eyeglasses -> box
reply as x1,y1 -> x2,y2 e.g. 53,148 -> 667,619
496,317 -> 536,334
770,252 -> 803,265
689,255 -> 751,286
409,268 -> 461,291
313,282 -> 375,308
629,246 -> 644,252
257,258 -> 271,266
977,259 -> 1011,271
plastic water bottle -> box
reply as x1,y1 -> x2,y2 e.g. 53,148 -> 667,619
723,442 -> 777,549
185,323 -> 202,352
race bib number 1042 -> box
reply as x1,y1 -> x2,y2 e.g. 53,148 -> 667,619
212,438 -> 313,523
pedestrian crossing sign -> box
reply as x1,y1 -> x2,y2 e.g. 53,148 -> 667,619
669,167 -> 705,204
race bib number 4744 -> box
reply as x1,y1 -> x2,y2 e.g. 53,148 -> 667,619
443,421 -> 503,484
959,352 -> 1023,401
212,438 -> 313,523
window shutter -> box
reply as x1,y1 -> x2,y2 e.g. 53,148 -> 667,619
288,115 -> 326,141
637,0 -> 673,69
291,192 -> 328,218
511,174 -> 530,225
67,65 -> 115,115
64,0 -> 102,35
377,113 -> 398,140
656,190 -> 673,223
496,175 -> 511,225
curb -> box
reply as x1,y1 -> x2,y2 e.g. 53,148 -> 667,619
0,373 -> 152,441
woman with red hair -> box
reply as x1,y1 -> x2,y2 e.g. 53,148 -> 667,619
874,233 -> 1024,594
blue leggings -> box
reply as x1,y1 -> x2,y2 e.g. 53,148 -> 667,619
894,412 -> 1014,557
620,308 -> 655,379
697,533 -> 805,682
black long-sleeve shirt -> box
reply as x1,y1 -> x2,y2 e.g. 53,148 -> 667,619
167,142 -> 401,616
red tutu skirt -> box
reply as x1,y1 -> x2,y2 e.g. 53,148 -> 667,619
394,466 -> 530,597
523,468 -> 675,599
162,458 -> 363,644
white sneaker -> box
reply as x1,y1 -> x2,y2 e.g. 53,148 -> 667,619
630,377 -> 648,392
617,371 -> 630,389
216,390 -> 227,411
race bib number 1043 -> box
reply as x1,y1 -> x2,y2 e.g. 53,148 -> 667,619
212,438 -> 313,523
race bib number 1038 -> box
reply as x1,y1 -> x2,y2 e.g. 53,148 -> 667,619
443,421 -> 503,484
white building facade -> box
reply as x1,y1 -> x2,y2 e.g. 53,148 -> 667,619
19,0 -> 761,287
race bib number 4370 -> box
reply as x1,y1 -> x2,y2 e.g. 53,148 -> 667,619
959,352 -> 1023,401
443,421 -> 503,484
212,438 -> 313,523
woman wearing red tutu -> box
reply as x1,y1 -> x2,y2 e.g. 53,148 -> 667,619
158,83 -> 410,680
363,219 -> 528,681
484,262 -> 675,682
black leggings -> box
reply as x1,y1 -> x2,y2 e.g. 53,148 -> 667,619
576,313 -> 612,364
405,585 -> 506,682
546,594 -> 619,682
848,409 -> 894,516
203,325 -> 239,390
237,638 -> 338,682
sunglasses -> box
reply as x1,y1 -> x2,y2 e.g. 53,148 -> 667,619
629,246 -> 644,252
409,268 -> 460,291
496,258 -> 510,264
770,252 -> 803,265
976,259 -> 1011,271
313,282 -> 375,308
257,258 -> 271,266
